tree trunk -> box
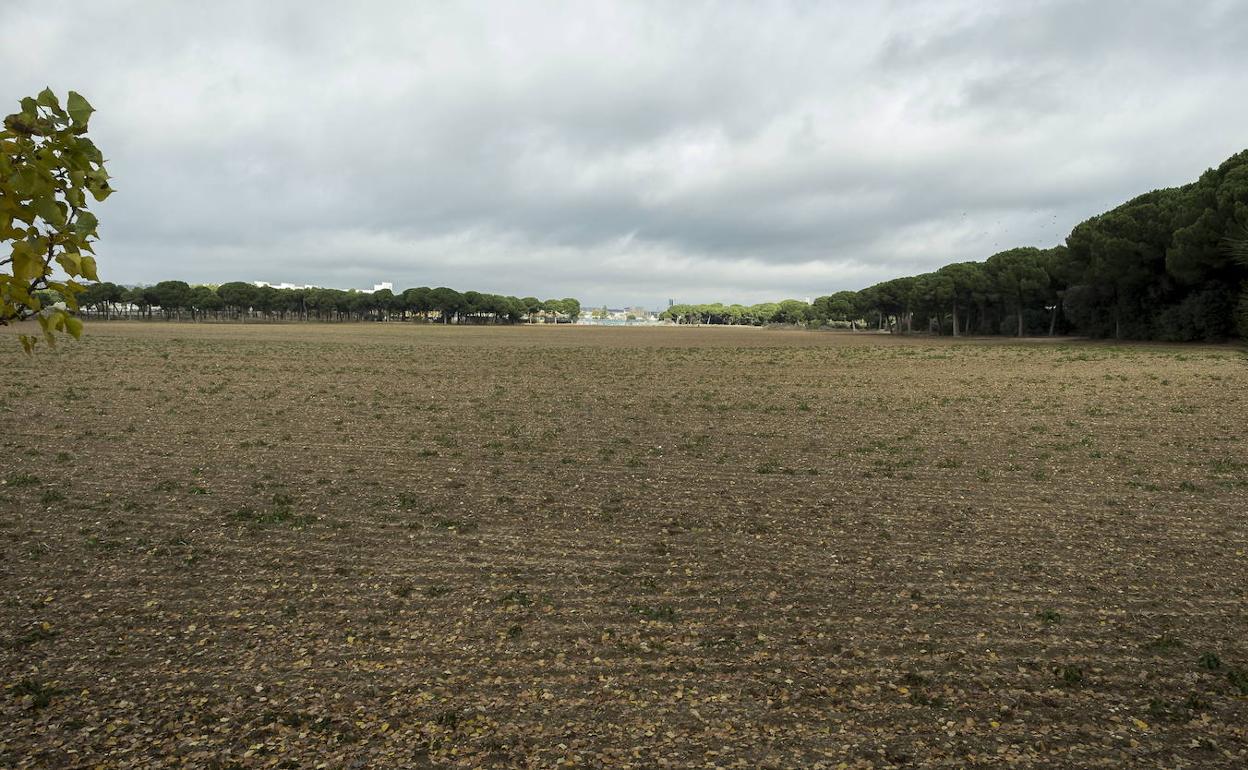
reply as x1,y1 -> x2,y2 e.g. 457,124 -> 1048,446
1017,306 -> 1024,338
1048,304 -> 1058,336
951,303 -> 959,337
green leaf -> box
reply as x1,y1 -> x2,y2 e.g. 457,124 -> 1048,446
65,315 -> 83,339
74,209 -> 98,235
77,138 -> 103,163
91,187 -> 113,202
56,251 -> 82,277
14,165 -> 43,197
11,241 -> 43,282
65,184 -> 86,209
33,194 -> 65,226
36,88 -> 61,111
66,92 -> 94,127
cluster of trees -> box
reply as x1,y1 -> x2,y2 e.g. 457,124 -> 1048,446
661,300 -> 814,326
665,149 -> 1248,341
74,281 -> 582,324
818,247 -> 1072,337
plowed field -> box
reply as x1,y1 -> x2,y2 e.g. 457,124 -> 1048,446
2,323 -> 1246,768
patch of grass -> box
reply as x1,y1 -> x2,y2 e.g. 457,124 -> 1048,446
1035,609 -> 1062,624
1057,665 -> 1084,687
1210,457 -> 1245,474
1147,697 -> 1185,723
229,492 -> 314,529
630,603 -> 677,622
1197,652 -> 1222,670
1227,668 -> 1248,696
1142,634 -> 1183,653
433,708 -> 462,730
499,590 -> 533,607
5,473 -> 40,488
11,678 -> 59,710
396,492 -> 422,509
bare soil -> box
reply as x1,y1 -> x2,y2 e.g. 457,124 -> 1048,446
2,323 -> 1246,768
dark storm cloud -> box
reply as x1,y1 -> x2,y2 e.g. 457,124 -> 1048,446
3,0 -> 1246,307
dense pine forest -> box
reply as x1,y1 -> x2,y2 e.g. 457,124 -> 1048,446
665,149 -> 1248,340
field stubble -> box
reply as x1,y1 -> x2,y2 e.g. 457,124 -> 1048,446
1,322 -> 1246,767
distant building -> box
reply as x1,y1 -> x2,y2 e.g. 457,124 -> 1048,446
576,306 -> 661,325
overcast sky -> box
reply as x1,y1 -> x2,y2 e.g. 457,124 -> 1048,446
3,1 -> 1247,308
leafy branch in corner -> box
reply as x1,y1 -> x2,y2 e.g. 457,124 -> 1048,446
1,88 -> 112,351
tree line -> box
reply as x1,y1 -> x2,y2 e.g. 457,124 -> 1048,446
665,149 -> 1248,341
71,282 -> 582,324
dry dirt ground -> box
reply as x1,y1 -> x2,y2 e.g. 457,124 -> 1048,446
1,322 -> 1246,768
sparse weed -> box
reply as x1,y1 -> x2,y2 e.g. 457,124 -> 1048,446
631,604 -> 677,622
1035,609 -> 1062,624
5,473 -> 40,488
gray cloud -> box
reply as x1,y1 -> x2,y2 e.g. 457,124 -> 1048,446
3,0 -> 1246,308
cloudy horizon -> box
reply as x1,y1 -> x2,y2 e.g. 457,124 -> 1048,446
3,1 -> 1247,309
